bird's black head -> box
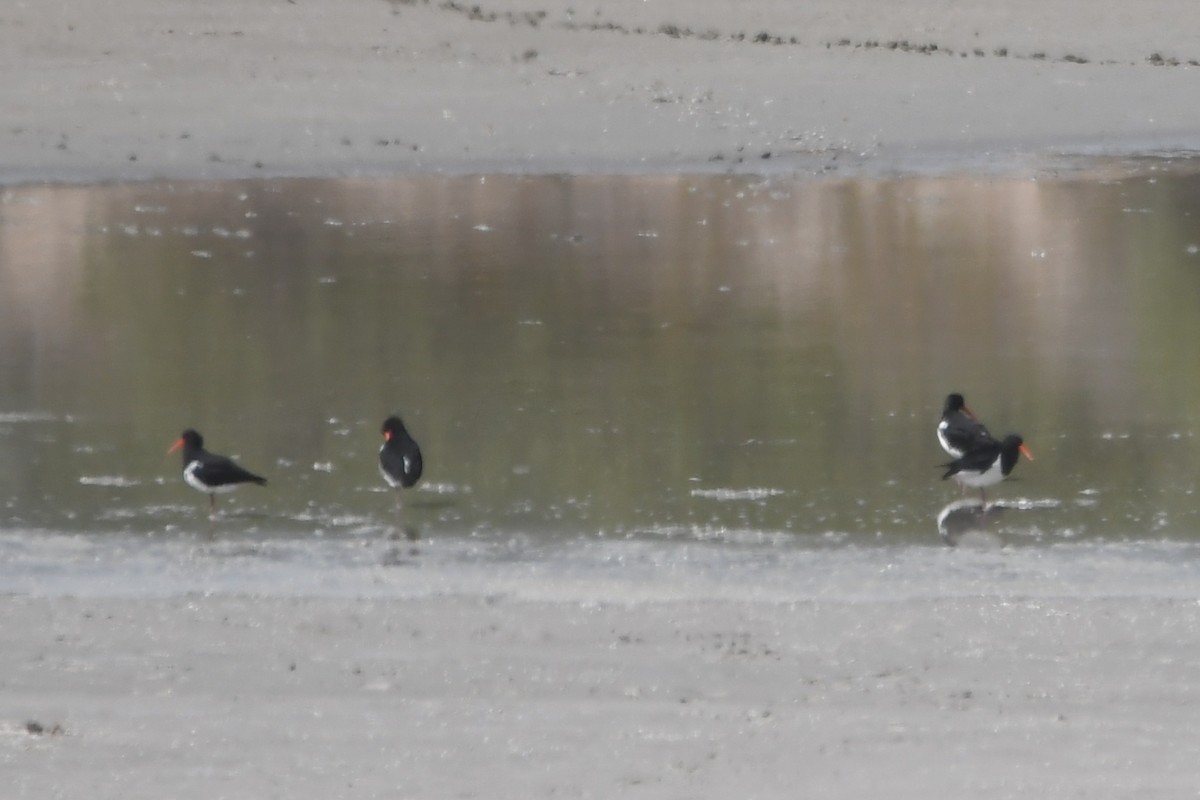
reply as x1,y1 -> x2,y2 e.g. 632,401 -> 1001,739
1001,434 -> 1034,461
381,415 -> 408,442
168,428 -> 203,455
943,393 -> 967,414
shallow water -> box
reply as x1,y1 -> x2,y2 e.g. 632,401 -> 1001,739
4,165 -> 1200,595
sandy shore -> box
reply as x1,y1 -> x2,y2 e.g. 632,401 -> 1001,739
6,590 -> 1200,799
4,0 -> 1200,183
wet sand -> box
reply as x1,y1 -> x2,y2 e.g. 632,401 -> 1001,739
6,1 -> 1200,797
7,591 -> 1200,798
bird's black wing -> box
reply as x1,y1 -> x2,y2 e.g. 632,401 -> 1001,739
940,412 -> 996,455
196,453 -> 267,487
940,441 -> 1000,480
401,441 -> 423,487
381,438 -> 423,488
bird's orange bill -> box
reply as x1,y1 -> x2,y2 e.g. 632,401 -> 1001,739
167,438 -> 185,454
1019,444 -> 1035,461
962,405 -> 976,420
384,431 -> 392,441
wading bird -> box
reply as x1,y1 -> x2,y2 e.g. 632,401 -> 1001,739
168,429 -> 267,516
937,392 -> 996,459
941,433 -> 1033,503
379,415 -> 423,509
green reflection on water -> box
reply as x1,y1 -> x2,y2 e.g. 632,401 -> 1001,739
2,170 -> 1200,542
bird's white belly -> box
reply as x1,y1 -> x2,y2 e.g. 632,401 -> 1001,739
952,459 -> 1005,488
184,461 -> 238,493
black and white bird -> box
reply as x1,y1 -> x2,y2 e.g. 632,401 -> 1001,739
941,434 -> 1033,503
168,429 -> 267,516
937,393 -> 996,459
379,415 -> 423,508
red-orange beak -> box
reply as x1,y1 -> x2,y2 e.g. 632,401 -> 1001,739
1019,444 -> 1034,461
962,405 -> 977,420
383,430 -> 392,442
167,438 -> 184,455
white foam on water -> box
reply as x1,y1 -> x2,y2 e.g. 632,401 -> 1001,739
0,411 -> 58,423
78,475 -> 141,488
690,487 -> 786,501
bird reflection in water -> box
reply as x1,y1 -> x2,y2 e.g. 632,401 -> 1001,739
936,498 -> 1006,548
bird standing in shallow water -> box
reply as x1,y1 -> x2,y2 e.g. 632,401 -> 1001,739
379,415 -> 423,510
941,433 -> 1033,503
937,393 -> 996,459
168,429 -> 267,517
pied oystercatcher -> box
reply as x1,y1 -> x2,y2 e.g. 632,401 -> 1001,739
379,415 -> 423,508
941,433 -> 1033,502
168,429 -> 267,515
937,393 -> 996,459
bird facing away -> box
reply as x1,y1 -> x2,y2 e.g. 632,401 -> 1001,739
941,433 -> 1034,503
379,415 -> 423,508
937,393 -> 996,459
167,429 -> 267,516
